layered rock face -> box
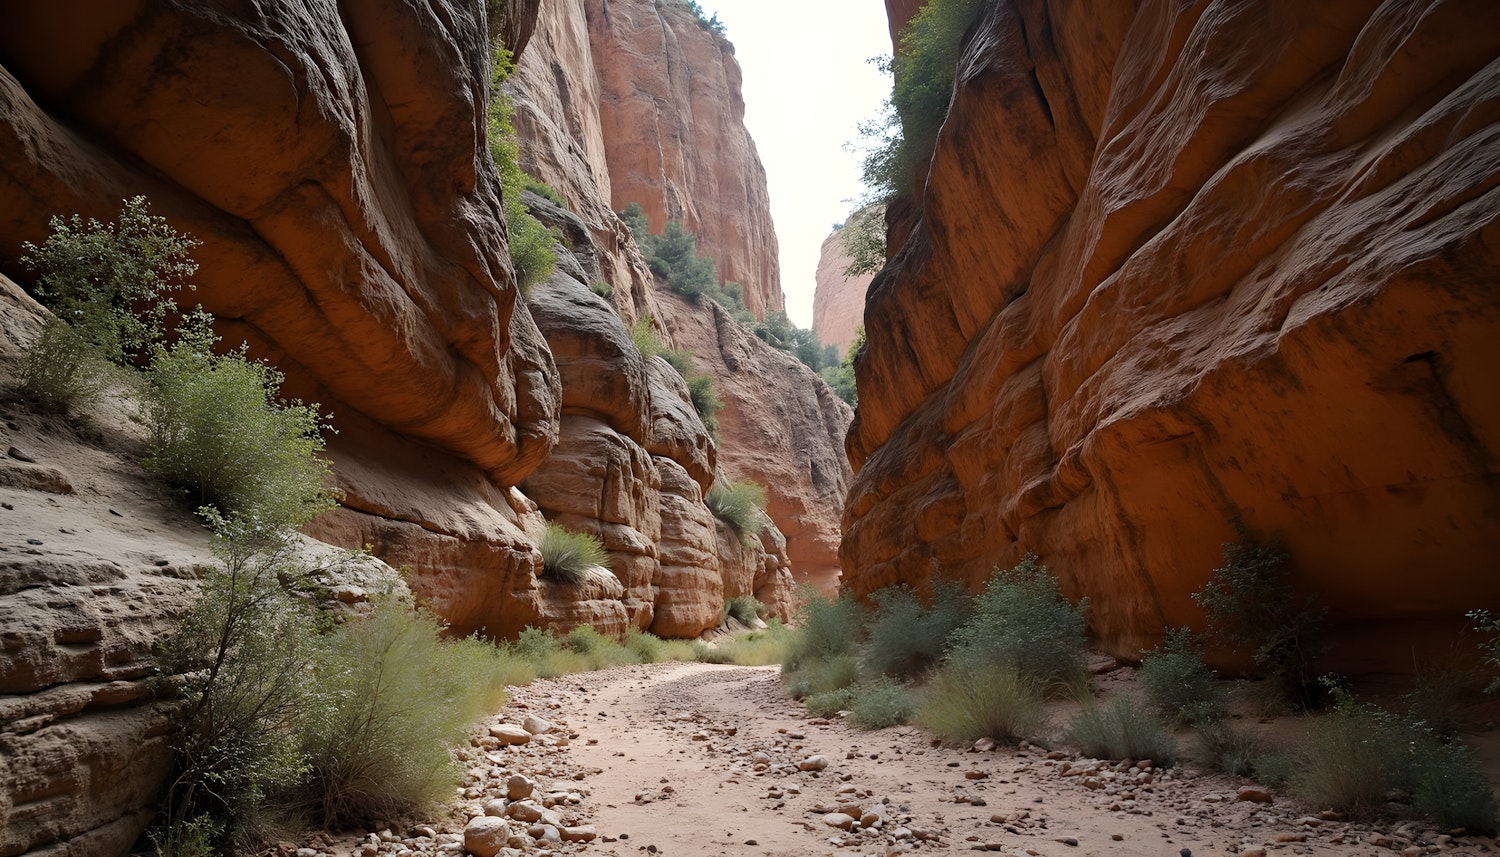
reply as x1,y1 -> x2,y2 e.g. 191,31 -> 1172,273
586,0 -> 784,320
812,226 -> 875,356
659,292 -> 853,596
0,0 -> 564,639
508,0 -> 853,598
847,0 -> 1500,663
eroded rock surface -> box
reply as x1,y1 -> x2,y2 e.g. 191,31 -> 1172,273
812,225 -> 876,356
586,0 -> 783,319
848,0 -> 1500,662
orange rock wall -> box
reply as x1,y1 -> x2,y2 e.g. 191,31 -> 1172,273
586,0 -> 784,320
847,0 -> 1500,665
812,227 -> 875,356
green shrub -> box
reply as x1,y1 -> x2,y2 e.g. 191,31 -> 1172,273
1194,719 -> 1263,777
146,815 -> 222,857
564,624 -> 611,656
539,522 -> 609,584
1292,688 -> 1497,830
889,0 -> 991,196
1139,628 -> 1225,724
625,628 -> 664,663
299,600 -> 513,826
685,372 -> 722,435
721,621 -> 794,666
849,677 -> 915,729
945,554 -> 1088,688
1065,697 -> 1178,765
725,595 -> 763,624
153,531 -> 330,847
861,582 -> 969,680
21,195 -> 198,365
524,178 -> 565,206
916,662 -> 1044,746
18,317 -> 113,413
839,202 -> 887,278
589,280 -> 613,299
143,314 -> 334,532
488,47 -> 557,294
805,686 -> 858,718
1468,609 -> 1500,694
505,202 -> 559,294
705,478 -> 766,546
783,593 -> 861,674
784,653 -> 859,702
511,625 -> 561,661
1193,533 -> 1324,707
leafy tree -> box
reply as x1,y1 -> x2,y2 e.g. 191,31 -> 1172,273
840,202 -> 887,277
20,195 -> 198,365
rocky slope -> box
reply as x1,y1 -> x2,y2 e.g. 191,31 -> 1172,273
845,0 -> 1500,665
812,226 -> 875,356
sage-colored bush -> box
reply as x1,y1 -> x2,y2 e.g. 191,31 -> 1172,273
917,663 -> 1044,746
1064,697 -> 1178,765
1138,628 -> 1225,724
945,554 -> 1088,689
538,522 -> 609,584
705,478 -> 767,545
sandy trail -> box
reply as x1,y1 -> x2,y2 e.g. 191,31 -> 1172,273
461,662 -> 1495,857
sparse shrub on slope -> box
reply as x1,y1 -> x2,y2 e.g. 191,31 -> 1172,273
705,478 -> 767,545
488,46 -> 557,294
724,595 -> 763,624
539,522 -> 609,585
945,554 -> 1088,689
144,312 -> 335,533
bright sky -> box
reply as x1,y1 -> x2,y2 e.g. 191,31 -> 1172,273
696,1 -> 892,329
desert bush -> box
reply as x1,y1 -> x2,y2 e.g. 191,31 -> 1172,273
562,625 -> 635,669
1193,533 -> 1324,707
685,371 -> 722,435
144,314 -> 334,532
839,203 -> 887,278
701,621 -> 793,667
21,195 -> 198,364
524,178 -> 565,206
1193,719 -> 1263,777
539,522 -> 609,584
705,478 -> 767,545
782,592 -> 861,674
849,677 -> 915,729
1468,609 -> 1500,694
861,582 -> 969,681
19,317 -> 114,413
487,47 -> 557,293
511,626 -> 561,661
805,686 -> 857,718
1292,688 -> 1497,830
784,653 -> 859,702
298,601 -> 513,826
1139,628 -> 1225,724
589,280 -> 613,299
1065,697 -> 1178,765
725,595 -> 763,624
152,529 -> 331,848
917,662 -> 1044,746
625,628 -> 664,663
945,554 -> 1088,689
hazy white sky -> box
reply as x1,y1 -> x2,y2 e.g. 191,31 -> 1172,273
696,1 -> 892,329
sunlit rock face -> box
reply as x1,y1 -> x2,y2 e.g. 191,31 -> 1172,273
813,226 -> 876,356
850,0 -> 1500,665
585,0 -> 784,320
0,0 -> 564,638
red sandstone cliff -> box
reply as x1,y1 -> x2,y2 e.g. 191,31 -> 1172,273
846,0 -> 1500,666
586,0 -> 784,320
812,225 -> 876,356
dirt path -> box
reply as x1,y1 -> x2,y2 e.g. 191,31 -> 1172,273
308,662 -> 1497,857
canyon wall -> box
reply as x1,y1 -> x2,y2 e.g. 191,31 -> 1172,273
813,226 -> 875,356
585,0 -> 784,320
847,0 -> 1500,665
508,0 -> 852,596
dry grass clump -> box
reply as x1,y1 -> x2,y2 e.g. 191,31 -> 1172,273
916,663 -> 1045,745
538,523 -> 609,585
1064,697 -> 1178,766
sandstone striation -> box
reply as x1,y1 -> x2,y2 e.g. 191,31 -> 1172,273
586,0 -> 784,319
812,225 -> 876,356
659,292 -> 854,596
847,0 -> 1500,663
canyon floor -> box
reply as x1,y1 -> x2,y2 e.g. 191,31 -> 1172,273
307,662 -> 1500,857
